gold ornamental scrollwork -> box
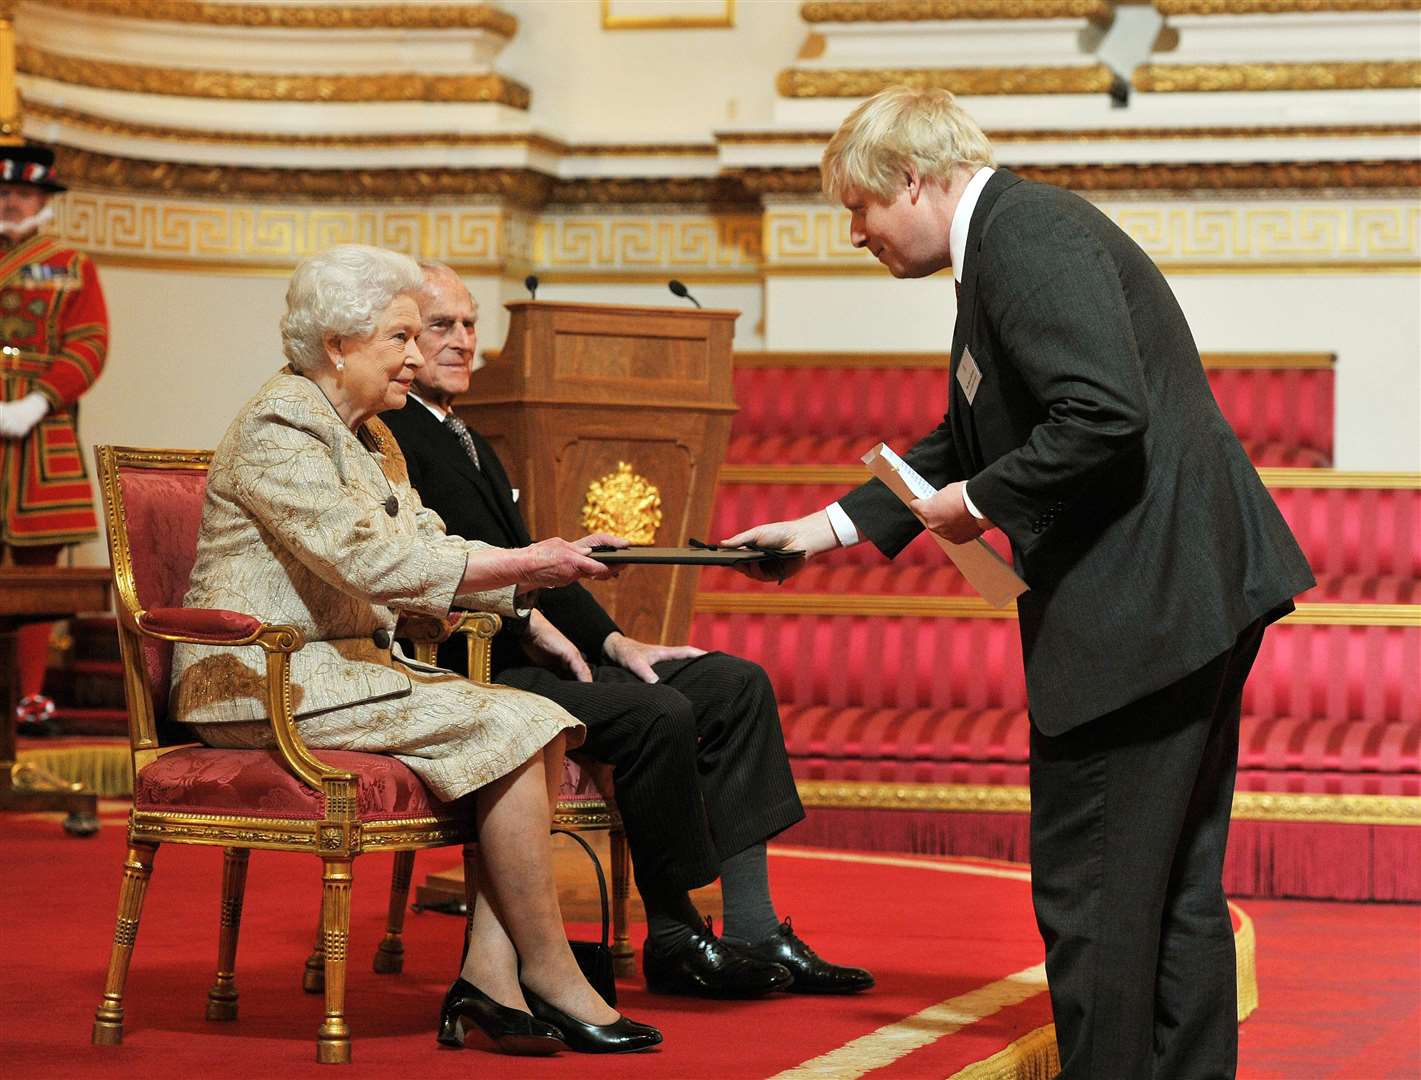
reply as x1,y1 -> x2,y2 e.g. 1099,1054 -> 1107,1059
1156,0 -> 1419,14
776,65 -> 1115,97
800,0 -> 1110,20
17,45 -> 532,107
51,146 -> 553,207
1135,61 -> 1421,92
581,463 -> 662,544
41,0 -> 519,34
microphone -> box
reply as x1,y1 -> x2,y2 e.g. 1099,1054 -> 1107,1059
668,279 -> 701,309
524,274 -> 539,299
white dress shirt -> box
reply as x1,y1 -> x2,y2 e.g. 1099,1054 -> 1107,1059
825,166 -> 995,548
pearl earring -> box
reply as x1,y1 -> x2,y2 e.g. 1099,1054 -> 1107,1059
335,359 -> 344,371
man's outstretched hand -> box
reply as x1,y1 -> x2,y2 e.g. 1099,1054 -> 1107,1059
719,511 -> 839,583
603,632 -> 706,684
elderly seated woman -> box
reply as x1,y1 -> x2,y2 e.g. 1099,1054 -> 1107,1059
170,244 -> 659,1056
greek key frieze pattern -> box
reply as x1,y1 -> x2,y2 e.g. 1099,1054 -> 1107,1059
53,195 -> 508,266
764,203 -> 1421,266
533,214 -> 762,272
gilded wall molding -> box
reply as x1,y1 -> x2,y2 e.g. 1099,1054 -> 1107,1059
738,160 -> 1421,196
1156,0 -> 1420,13
52,147 -> 552,207
1135,61 -> 1421,92
38,0 -> 519,34
547,176 -> 754,208
17,45 -> 532,107
777,64 -> 1115,97
800,1 -> 1110,20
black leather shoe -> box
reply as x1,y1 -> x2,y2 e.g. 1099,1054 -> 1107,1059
730,917 -> 875,994
436,978 -> 566,1055
643,917 -> 793,998
520,984 -> 662,1053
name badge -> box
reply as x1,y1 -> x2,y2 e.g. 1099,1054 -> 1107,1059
956,346 -> 982,406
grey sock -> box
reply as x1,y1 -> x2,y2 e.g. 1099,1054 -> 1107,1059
643,887 -> 701,953
719,842 -> 780,944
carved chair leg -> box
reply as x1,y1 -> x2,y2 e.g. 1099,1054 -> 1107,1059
459,842 -> 477,969
206,847 -> 250,1021
316,858 -> 354,1065
610,826 -> 634,975
303,909 -> 325,994
373,850 -> 415,975
92,840 -> 158,1046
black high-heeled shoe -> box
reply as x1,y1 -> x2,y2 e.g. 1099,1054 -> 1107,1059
436,977 -> 566,1056
520,983 -> 663,1054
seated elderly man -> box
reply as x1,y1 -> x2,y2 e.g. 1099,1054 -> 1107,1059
381,262 -> 873,998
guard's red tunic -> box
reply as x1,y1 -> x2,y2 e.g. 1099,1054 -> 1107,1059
0,234 -> 108,546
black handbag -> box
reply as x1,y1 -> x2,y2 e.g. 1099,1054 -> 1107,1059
553,828 -> 617,1007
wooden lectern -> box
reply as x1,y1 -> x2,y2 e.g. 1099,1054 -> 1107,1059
454,300 -> 739,645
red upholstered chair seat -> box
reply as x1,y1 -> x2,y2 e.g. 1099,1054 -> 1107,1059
134,747 -> 468,821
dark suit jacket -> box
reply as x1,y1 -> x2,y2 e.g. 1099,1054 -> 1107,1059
380,399 -> 620,676
840,169 -> 1314,736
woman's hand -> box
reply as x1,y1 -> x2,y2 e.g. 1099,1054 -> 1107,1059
507,533 -> 626,588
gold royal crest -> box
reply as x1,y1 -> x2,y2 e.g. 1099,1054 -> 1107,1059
581,462 -> 662,544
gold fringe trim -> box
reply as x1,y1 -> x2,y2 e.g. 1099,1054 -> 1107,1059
949,1024 -> 1060,1080
795,778 -> 1421,826
1232,901 -> 1260,1021
15,744 -> 133,797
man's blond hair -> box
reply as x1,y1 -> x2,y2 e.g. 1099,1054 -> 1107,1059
821,86 -> 996,204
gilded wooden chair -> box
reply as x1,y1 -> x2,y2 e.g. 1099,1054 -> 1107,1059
299,627 -> 636,987
92,444 -> 497,1064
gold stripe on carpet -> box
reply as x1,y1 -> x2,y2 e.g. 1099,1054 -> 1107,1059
772,962 -> 1049,1079
15,743 -> 133,797
794,779 -> 1421,827
771,845 -> 1032,881
696,592 -> 1421,627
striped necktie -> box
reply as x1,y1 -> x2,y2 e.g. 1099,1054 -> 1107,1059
443,413 -> 480,470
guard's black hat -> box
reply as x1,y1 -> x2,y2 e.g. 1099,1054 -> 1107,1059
0,143 -> 65,193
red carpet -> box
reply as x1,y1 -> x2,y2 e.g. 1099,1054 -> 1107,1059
3,807 -> 1415,1078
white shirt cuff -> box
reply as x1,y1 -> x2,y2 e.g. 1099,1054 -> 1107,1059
960,483 -> 986,523
824,501 -> 860,548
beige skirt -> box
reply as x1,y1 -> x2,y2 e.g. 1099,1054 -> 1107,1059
191,663 -> 584,803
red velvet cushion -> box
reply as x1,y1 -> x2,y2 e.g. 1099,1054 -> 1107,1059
140,607 -> 262,641
117,467 -> 210,722
134,747 -> 468,821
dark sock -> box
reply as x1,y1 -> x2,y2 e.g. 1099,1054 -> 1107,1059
642,886 -> 701,952
719,842 -> 780,944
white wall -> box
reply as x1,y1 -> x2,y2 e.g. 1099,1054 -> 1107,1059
499,0 -> 807,142
1168,273 -> 1421,471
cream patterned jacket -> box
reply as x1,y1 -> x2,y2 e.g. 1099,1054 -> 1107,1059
171,369 -> 516,726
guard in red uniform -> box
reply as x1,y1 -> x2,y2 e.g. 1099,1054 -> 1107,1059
0,143 -> 108,725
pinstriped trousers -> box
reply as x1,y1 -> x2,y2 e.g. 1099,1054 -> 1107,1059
495,652 -> 806,898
